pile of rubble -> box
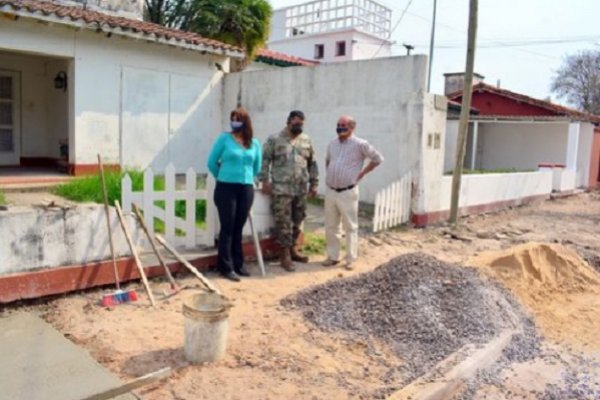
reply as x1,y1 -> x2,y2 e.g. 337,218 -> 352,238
283,253 -> 540,387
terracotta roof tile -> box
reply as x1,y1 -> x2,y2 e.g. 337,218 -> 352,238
0,0 -> 244,56
256,48 -> 318,67
447,82 -> 600,124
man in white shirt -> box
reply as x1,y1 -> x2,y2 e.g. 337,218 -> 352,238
322,115 -> 383,270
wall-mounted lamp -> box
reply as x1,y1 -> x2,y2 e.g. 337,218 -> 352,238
54,71 -> 68,92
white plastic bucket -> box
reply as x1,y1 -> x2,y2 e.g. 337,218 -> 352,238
182,292 -> 232,363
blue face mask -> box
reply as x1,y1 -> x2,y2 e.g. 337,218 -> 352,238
336,127 -> 349,135
231,121 -> 243,131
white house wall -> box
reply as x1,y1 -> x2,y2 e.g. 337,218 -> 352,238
0,17 -> 228,171
268,30 -> 391,63
351,31 -> 392,59
576,123 -> 594,187
222,55 -> 429,203
476,122 -> 569,170
72,31 -> 226,171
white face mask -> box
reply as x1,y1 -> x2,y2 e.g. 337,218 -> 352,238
231,121 -> 243,131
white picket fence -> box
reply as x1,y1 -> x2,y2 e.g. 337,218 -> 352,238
372,171 -> 412,232
121,164 -> 216,248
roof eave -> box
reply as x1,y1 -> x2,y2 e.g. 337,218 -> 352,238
0,5 -> 245,59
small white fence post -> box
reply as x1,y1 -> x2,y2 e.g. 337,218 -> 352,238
373,171 -> 412,233
143,168 -> 155,233
164,164 -> 176,244
185,167 -> 196,248
121,165 -> 216,249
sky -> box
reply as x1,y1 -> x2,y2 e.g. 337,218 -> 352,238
268,0 -> 600,105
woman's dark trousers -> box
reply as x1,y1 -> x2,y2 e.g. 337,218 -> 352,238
214,182 -> 254,275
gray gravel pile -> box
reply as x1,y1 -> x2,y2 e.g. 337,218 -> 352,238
580,250 -> 600,274
453,319 -> 544,399
539,354 -> 600,400
282,253 -> 536,386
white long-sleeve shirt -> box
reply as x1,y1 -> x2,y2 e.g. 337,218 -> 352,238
325,135 -> 383,189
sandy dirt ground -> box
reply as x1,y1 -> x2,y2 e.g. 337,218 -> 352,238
4,191 -> 600,399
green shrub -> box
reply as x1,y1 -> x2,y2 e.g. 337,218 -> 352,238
0,189 -> 6,205
302,231 -> 326,255
306,195 -> 325,207
54,170 -> 206,228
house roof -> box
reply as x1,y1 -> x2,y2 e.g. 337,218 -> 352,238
447,82 -> 600,124
447,99 -> 480,114
255,48 -> 318,67
0,0 -> 244,58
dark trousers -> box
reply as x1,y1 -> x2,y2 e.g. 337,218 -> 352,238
214,181 -> 254,274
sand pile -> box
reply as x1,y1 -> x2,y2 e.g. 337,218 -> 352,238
470,243 -> 600,349
475,242 -> 600,291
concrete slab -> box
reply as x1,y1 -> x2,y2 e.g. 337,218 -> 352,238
0,313 -> 136,400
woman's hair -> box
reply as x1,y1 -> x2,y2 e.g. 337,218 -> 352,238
230,107 -> 253,148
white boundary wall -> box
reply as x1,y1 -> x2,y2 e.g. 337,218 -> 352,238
223,55 -> 440,203
0,205 -> 145,274
434,171 -> 553,212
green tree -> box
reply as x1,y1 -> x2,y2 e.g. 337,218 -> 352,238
145,0 -> 272,68
551,49 -> 600,115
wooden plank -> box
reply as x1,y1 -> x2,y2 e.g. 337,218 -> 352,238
388,330 -> 515,400
79,367 -> 171,400
114,200 -> 156,307
155,234 -> 220,295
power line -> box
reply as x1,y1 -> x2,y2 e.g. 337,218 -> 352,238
371,0 -> 415,58
406,35 -> 600,48
401,9 -> 561,60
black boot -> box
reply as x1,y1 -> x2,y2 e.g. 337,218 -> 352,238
221,271 -> 241,282
235,266 -> 251,277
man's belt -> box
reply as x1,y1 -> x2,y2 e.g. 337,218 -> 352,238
329,185 -> 355,193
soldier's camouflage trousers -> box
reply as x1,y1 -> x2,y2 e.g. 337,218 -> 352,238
271,194 -> 306,247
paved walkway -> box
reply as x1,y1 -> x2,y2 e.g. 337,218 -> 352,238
0,313 -> 135,400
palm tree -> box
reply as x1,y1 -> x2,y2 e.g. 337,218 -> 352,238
145,0 -> 272,69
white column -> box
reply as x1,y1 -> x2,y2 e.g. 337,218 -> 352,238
470,121 -> 479,170
566,122 -> 580,171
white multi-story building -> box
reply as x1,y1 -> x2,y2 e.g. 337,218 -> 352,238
268,0 -> 393,63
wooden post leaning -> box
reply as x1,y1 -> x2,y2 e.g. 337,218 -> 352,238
114,200 -> 156,307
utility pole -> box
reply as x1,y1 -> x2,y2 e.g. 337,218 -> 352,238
449,0 -> 478,224
427,0 -> 437,92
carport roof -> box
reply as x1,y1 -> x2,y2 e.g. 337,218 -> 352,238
0,0 -> 245,58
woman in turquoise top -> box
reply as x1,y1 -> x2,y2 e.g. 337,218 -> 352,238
207,107 -> 262,281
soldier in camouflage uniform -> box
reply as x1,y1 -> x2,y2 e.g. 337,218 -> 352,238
260,110 -> 319,271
